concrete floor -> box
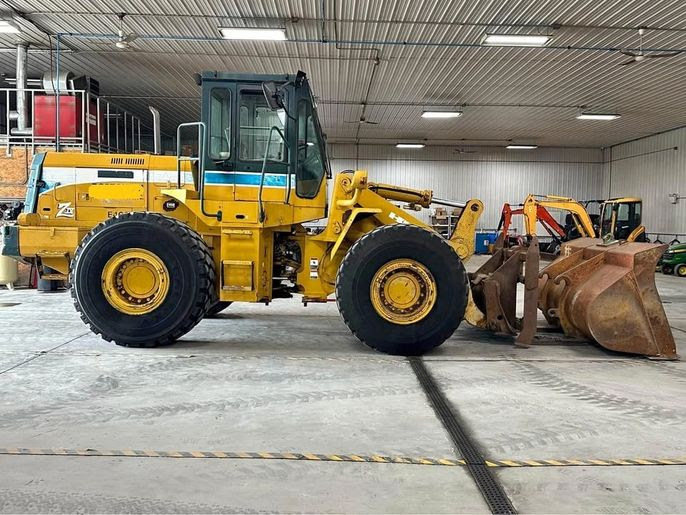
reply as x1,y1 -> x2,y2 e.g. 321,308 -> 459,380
0,256 -> 685,513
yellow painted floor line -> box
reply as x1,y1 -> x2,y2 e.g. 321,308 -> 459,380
0,448 -> 685,468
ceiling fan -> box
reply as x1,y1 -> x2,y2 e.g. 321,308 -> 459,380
454,147 -> 477,154
344,116 -> 379,125
619,27 -> 680,66
114,13 -> 139,50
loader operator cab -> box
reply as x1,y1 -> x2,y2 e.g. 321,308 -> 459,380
194,70 -> 330,207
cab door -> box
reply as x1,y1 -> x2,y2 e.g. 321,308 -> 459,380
201,81 -> 236,200
600,201 -> 643,241
291,80 -> 329,217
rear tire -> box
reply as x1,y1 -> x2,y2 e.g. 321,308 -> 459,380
70,212 -> 215,347
336,224 -> 468,355
675,264 -> 686,277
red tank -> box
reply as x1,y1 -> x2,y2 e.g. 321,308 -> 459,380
33,94 -> 105,145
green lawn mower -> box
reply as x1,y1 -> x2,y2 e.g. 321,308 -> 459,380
659,242 -> 686,277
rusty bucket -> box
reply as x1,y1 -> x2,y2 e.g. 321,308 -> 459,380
539,239 -> 677,359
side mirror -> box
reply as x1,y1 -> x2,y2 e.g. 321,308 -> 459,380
262,81 -> 284,110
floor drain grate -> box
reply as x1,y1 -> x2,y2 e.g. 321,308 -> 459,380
409,357 -> 517,514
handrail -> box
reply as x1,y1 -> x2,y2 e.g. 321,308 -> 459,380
0,86 -> 142,154
257,125 -> 290,223
176,121 -> 220,221
285,159 -> 293,205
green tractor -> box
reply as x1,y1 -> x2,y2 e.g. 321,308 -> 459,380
659,242 -> 686,277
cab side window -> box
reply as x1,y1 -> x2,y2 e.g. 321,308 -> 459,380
209,88 -> 231,160
617,202 -> 642,239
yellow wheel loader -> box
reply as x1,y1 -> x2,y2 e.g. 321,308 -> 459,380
2,71 -> 482,355
1,70 -> 676,359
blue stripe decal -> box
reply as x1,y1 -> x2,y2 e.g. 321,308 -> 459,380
205,172 -> 292,187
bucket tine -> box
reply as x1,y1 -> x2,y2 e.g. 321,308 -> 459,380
469,247 -> 522,336
468,240 -> 538,344
516,236 -> 539,347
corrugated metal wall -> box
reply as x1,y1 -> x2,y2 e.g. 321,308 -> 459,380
604,127 -> 686,238
330,144 -> 604,233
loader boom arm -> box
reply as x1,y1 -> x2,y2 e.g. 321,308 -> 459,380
366,180 -> 482,258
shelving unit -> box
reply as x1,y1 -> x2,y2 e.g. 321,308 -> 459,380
430,212 -> 460,238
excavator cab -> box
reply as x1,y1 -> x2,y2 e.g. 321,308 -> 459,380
599,198 -> 646,243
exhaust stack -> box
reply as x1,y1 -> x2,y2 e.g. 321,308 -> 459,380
148,106 -> 161,154
11,43 -> 33,136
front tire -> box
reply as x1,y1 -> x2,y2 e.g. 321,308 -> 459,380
205,301 -> 232,317
336,224 -> 468,355
70,212 -> 215,347
675,264 -> 686,277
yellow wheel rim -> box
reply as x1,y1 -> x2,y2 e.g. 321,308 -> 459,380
678,266 -> 686,277
101,248 -> 170,315
370,258 -> 437,325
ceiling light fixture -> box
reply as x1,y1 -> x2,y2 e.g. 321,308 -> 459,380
421,110 -> 463,119
482,33 -> 551,47
396,143 -> 425,149
506,144 -> 538,150
219,27 -> 287,41
576,112 -> 621,121
0,19 -> 20,33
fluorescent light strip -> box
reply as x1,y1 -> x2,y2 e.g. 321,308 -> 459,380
482,34 -> 551,47
219,27 -> 286,41
576,113 -> 621,121
0,20 -> 20,33
396,143 -> 425,149
421,111 -> 462,119
506,145 -> 538,150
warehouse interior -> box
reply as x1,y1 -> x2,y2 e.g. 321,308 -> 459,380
0,1 -> 685,513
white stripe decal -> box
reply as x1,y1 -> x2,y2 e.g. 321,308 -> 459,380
39,167 -> 292,189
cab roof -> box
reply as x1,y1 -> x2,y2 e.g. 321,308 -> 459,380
606,197 -> 642,203
200,71 -> 295,83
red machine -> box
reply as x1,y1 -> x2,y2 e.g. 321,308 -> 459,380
499,203 -> 566,240
497,202 -> 566,254
33,95 -> 105,145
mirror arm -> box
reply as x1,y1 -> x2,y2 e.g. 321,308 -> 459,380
281,104 -> 296,122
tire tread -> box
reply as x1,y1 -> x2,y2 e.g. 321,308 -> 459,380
336,224 -> 467,355
69,212 -> 215,347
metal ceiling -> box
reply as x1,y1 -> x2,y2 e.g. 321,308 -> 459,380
0,0 -> 684,147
